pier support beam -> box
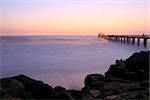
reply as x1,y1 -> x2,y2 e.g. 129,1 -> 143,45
132,37 -> 135,45
127,37 -> 130,44
143,38 -> 147,47
137,38 -> 140,46
115,36 -> 118,41
124,37 -> 126,43
121,37 -> 122,42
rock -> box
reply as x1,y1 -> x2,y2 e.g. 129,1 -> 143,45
82,94 -> 95,100
53,86 -> 73,100
89,89 -> 102,98
89,81 -> 104,90
102,81 -> 128,97
105,51 -> 150,81
68,90 -> 82,99
139,80 -> 149,88
105,76 -> 131,83
12,74 -> 53,99
127,91 -> 149,99
0,89 -> 12,98
81,87 -> 88,93
84,74 -> 105,89
115,59 -> 126,68
126,82 -> 146,91
105,63 -> 129,79
125,51 -> 149,73
136,70 -> 146,81
0,79 -> 31,99
122,82 -> 149,99
135,91 -> 145,99
144,89 -> 149,96
105,95 -> 122,100
123,71 -> 137,81
104,93 -> 127,100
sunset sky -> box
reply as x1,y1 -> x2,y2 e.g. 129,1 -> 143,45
0,0 -> 149,36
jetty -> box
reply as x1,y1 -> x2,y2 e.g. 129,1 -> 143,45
98,33 -> 150,47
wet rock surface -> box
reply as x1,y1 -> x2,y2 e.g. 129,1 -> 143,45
0,51 -> 149,100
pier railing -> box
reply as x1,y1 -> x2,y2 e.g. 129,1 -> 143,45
98,34 -> 150,47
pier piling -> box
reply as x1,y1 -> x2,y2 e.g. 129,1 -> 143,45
132,37 -> 135,45
98,34 -> 150,47
121,37 -> 122,42
127,37 -> 130,44
137,38 -> 140,46
143,38 -> 148,47
123,37 -> 126,43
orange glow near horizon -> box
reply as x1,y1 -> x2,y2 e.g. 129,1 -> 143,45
0,0 -> 149,36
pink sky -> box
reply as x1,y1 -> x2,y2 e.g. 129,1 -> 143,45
0,0 -> 149,36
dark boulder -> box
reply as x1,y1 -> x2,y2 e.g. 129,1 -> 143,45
0,78 -> 31,99
84,74 -> 105,89
105,65 -> 128,79
68,90 -> 82,99
83,74 -> 105,98
125,51 -> 149,72
82,94 -> 94,100
104,93 -> 127,100
123,71 -> 137,81
139,80 -> 149,88
105,60 -> 128,79
102,81 -> 128,97
83,74 -> 105,99
53,86 -> 73,100
89,89 -> 103,98
105,51 -> 150,81
12,75 -> 53,99
105,76 -> 131,83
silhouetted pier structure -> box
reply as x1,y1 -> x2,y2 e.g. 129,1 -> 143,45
98,33 -> 150,47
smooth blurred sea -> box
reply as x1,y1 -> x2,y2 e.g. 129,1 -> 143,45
0,35 -> 149,89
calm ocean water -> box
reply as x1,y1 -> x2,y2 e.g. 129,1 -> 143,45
0,36 -> 149,89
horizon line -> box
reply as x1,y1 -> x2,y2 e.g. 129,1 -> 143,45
0,34 -> 97,37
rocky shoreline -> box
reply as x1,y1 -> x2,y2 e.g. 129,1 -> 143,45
0,51 -> 149,100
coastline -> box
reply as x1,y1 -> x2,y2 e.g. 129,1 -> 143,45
0,51 -> 149,99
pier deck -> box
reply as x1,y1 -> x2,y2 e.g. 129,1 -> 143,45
98,33 -> 150,47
